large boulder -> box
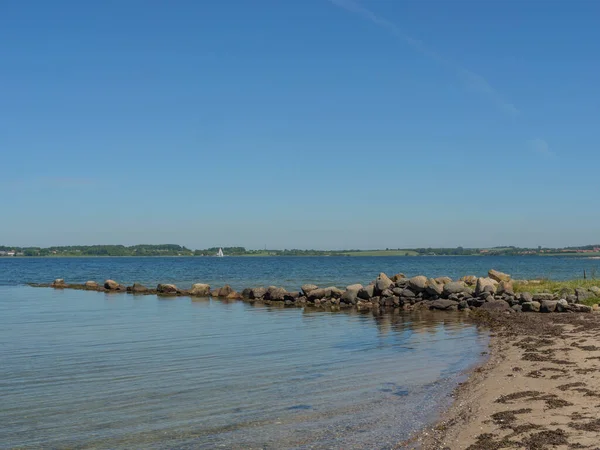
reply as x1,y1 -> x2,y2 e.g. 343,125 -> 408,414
266,286 -> 288,301
497,280 -> 514,296
249,287 -> 267,299
430,299 -> 459,310
590,286 -> 600,296
358,285 -> 375,300
556,299 -> 569,312
190,283 -> 211,296
569,304 -> 592,313
522,301 -> 541,312
488,269 -> 511,283
307,287 -> 330,300
443,281 -> 468,297
475,277 -> 496,296
576,288 -> 593,303
328,287 -> 344,298
540,300 -> 558,313
520,292 -> 533,303
130,282 -> 148,293
374,273 -> 394,295
342,284 -> 363,304
104,279 -> 123,290
408,276 -> 428,292
532,293 -> 555,302
301,284 -> 318,296
214,285 -> 233,298
157,283 -> 178,295
426,278 -> 444,297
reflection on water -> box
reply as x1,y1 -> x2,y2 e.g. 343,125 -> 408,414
0,286 -> 488,449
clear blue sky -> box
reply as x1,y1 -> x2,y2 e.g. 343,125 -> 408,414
2,0 -> 599,250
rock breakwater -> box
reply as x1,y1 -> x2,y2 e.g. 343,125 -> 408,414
32,269 -> 597,314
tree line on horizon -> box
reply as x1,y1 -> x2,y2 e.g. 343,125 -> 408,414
1,244 -> 599,257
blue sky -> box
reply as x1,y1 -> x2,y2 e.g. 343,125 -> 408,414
1,0 -> 599,249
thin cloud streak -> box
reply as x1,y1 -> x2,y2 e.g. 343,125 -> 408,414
329,0 -> 519,116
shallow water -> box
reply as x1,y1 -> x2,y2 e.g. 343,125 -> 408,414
0,286 -> 487,449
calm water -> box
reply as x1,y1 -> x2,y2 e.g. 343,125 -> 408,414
0,255 -> 597,290
0,256 -> 594,449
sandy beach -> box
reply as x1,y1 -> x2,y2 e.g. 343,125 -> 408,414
401,311 -> 600,449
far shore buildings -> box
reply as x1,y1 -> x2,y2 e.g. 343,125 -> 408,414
0,250 -> 16,256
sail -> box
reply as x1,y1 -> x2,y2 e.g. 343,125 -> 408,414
217,248 -> 224,257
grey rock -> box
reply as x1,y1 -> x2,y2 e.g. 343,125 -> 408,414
217,285 -> 234,297
532,293 -> 555,302
590,286 -> 600,296
556,299 -> 569,312
190,283 -> 211,296
443,281 -> 468,296
401,288 -> 416,298
266,286 -> 288,301
249,287 -> 267,299
497,280 -> 514,296
569,304 -> 592,313
301,284 -> 318,296
104,279 -> 121,290
522,301 -> 541,312
381,288 -> 394,298
481,300 -> 511,312
488,269 -> 511,282
576,288 -> 593,302
512,304 -> 523,313
131,282 -> 148,293
374,273 -> 394,295
566,294 -> 578,304
540,300 -> 558,313
157,283 -> 178,295
458,300 -> 469,310
408,276 -> 428,292
426,278 -> 444,296
430,299 -> 459,310
520,292 -> 533,303
341,284 -> 363,304
392,287 -> 404,297
358,285 -> 375,300
475,277 -> 496,296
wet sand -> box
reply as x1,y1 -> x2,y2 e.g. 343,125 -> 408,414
401,311 -> 600,449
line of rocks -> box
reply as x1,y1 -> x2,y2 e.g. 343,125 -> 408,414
38,269 -> 595,314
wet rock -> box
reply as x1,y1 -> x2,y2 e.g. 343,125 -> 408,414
301,284 -> 318,296
227,292 -> 243,300
374,273 -> 394,295
241,288 -> 253,298
131,283 -> 148,293
481,300 -> 511,312
217,285 -> 234,298
157,284 -> 178,295
284,291 -> 299,301
328,287 -> 344,298
408,276 -> 428,292
52,278 -> 66,287
400,288 -> 416,298
540,300 -> 558,313
248,287 -> 266,299
85,281 -> 98,289
458,300 -> 469,310
265,286 -> 288,301
104,279 -> 124,290
431,299 -> 459,310
307,288 -> 329,300
358,285 -> 375,300
488,269 -> 511,282
475,277 -> 497,296
443,281 -> 468,297
522,301 -> 541,312
468,298 -> 486,308
190,283 -> 211,296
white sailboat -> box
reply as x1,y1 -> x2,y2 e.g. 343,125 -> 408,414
216,248 -> 224,257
